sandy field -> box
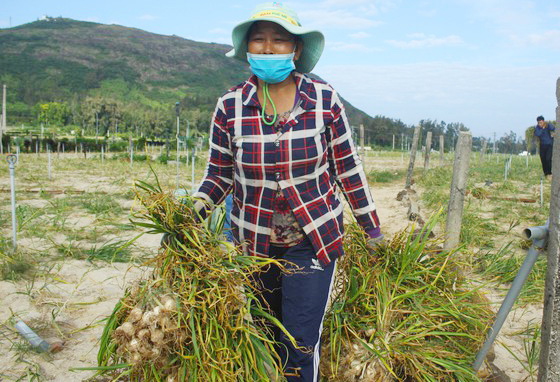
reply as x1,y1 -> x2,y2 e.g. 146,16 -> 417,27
0,151 -> 544,381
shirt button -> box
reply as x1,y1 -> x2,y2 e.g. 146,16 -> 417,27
275,141 -> 280,147
275,172 -> 281,180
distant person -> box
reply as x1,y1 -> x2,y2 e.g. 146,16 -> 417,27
192,2 -> 383,380
534,115 -> 555,177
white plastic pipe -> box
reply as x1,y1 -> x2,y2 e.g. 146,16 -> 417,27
15,320 -> 50,352
7,154 -> 17,251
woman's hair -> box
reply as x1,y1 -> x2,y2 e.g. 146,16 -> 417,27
246,22 -> 299,44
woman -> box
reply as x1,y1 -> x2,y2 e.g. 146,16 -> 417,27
194,3 -> 383,380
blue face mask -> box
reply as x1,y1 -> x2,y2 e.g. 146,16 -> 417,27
246,52 -> 296,84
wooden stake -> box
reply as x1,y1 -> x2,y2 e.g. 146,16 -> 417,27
359,124 -> 365,160
424,131 -> 432,171
538,76 -> 560,382
444,131 -> 472,250
440,135 -> 444,166
480,139 -> 488,164
405,125 -> 421,188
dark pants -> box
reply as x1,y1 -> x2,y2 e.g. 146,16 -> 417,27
539,144 -> 553,176
252,237 -> 337,382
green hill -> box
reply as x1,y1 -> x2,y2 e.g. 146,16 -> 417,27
0,17 -> 380,138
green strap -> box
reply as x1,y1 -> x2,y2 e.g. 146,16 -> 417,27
261,82 -> 277,126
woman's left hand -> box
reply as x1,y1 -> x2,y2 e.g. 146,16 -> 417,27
366,234 -> 386,255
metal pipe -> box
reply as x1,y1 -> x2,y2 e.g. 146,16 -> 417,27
523,224 -> 549,241
176,102 -> 180,190
473,223 -> 548,371
7,154 -> 17,251
191,146 -> 196,193
186,119 -> 190,169
473,243 -> 542,370
48,146 -> 52,181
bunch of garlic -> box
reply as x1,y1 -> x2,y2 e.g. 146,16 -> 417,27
113,295 -> 178,367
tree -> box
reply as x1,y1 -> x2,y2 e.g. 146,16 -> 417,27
37,101 -> 70,126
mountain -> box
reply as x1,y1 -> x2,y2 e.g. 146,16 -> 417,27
0,17 -> 377,134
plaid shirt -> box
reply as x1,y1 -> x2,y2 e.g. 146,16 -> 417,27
194,72 -> 380,266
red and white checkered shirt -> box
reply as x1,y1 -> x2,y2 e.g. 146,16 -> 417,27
194,72 -> 380,266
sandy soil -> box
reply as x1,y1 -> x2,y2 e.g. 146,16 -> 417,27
0,153 -> 540,381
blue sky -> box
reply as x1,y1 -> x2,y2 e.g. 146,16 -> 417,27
2,0 -> 559,139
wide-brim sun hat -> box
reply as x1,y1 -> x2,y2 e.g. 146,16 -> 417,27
226,2 -> 325,74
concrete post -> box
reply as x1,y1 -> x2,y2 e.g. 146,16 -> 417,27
392,134 -> 395,151
538,76 -> 560,382
444,131 -> 472,250
480,139 -> 488,164
405,125 -> 421,188
440,135 -> 444,166
359,124 -> 366,173
1,84 -> 5,154
424,131 -> 432,171
359,124 -> 365,159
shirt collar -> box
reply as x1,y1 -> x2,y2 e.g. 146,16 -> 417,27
241,72 -> 317,111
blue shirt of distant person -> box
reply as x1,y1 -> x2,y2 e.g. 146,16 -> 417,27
534,115 -> 555,177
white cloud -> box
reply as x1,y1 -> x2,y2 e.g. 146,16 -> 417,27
327,41 -> 378,52
349,31 -> 371,39
386,33 -> 463,48
139,14 -> 156,21
294,0 -> 391,30
316,0 -> 393,13
418,8 -> 437,17
514,30 -> 560,50
459,0 -> 539,27
316,62 -> 558,137
298,8 -> 381,30
209,28 -> 229,35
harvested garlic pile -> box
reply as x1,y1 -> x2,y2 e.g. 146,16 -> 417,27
113,295 -> 177,366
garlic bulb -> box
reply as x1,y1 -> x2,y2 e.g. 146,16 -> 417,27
150,328 -> 165,345
129,338 -> 141,353
137,328 -> 150,341
151,347 -> 161,359
118,321 -> 135,338
162,296 -> 176,312
130,351 -> 142,365
128,307 -> 143,323
153,306 -> 163,318
142,311 -> 156,327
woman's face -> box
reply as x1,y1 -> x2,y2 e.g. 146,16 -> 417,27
247,21 -> 301,59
